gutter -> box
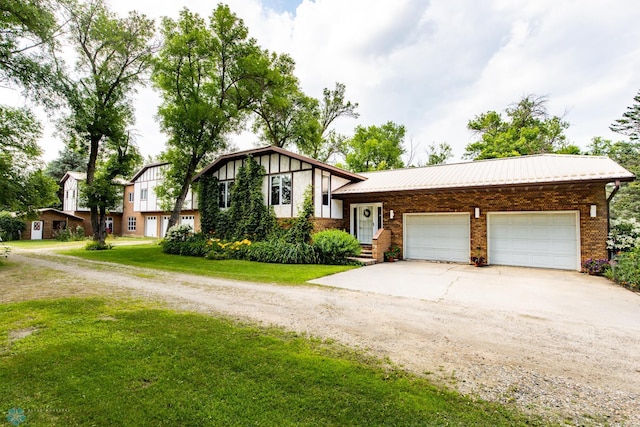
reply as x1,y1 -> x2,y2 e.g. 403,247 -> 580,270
606,180 -> 621,259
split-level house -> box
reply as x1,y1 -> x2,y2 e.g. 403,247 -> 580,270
193,146 -> 365,232
122,162 -> 199,238
195,146 -> 635,271
60,171 -> 125,235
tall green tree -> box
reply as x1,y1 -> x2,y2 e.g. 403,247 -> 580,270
45,145 -> 88,183
0,0 -> 58,95
343,121 -> 406,172
57,0 -> 155,244
296,82 -> 359,162
425,142 -> 453,165
599,90 -> 640,221
153,5 -> 271,231
0,0 -> 60,215
610,90 -> 640,141
251,53 -> 311,148
0,106 -> 58,215
463,95 -> 579,160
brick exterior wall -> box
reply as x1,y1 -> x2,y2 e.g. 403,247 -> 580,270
21,211 -> 84,240
312,217 -> 347,233
341,184 -> 608,267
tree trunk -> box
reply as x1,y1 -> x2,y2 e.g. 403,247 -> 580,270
166,161 -> 198,234
87,137 -> 101,243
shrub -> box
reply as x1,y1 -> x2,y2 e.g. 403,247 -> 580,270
0,212 -> 25,241
607,217 -> 640,253
162,232 -> 209,257
582,258 -> 610,276
85,241 -> 113,250
312,229 -> 361,265
242,239 -> 319,264
53,226 -> 86,242
609,248 -> 640,291
165,224 -> 193,242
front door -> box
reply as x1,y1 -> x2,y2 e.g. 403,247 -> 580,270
354,205 -> 380,245
31,221 -> 43,240
105,217 -> 114,234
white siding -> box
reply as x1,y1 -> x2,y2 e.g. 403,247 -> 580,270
292,170 -> 312,217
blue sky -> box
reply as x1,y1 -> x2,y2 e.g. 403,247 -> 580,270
261,0 -> 301,14
7,0 -> 640,165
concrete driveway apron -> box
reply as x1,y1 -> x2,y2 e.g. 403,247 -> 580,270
309,260 -> 640,330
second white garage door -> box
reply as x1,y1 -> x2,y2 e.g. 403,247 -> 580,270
488,212 -> 579,270
404,214 -> 470,262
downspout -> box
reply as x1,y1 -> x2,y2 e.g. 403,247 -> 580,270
606,180 -> 621,259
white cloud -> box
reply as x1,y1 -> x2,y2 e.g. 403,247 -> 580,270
6,0 -> 640,165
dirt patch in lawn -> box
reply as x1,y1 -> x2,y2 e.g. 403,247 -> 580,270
3,252 -> 639,426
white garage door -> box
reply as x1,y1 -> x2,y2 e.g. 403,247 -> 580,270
145,216 -> 158,237
488,212 -> 579,270
404,214 -> 470,262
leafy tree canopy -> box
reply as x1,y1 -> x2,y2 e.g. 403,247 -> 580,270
153,5 -> 275,231
56,0 -> 155,243
343,121 -> 406,172
425,142 -> 453,165
463,95 -> 579,160
0,105 -> 58,216
610,90 -> 640,141
45,145 -> 88,183
0,0 -> 58,97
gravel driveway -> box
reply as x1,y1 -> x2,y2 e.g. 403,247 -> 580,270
10,253 -> 640,426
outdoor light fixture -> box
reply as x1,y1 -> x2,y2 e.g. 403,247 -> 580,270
590,205 -> 597,218
474,207 -> 480,218
389,209 -> 395,219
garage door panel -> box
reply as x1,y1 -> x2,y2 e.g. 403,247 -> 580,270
489,212 -> 578,270
405,214 -> 469,263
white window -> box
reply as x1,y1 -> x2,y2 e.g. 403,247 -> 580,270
270,174 -> 291,206
322,172 -> 330,206
127,217 -> 136,231
128,192 -> 134,202
140,188 -> 148,201
218,181 -> 233,208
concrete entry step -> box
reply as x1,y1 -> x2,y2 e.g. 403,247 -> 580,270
347,257 -> 377,266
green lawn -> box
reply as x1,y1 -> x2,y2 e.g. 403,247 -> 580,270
0,298 -> 546,426
5,236 -> 155,250
59,244 -> 355,285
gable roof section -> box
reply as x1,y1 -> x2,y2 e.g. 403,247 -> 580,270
130,161 -> 170,183
60,171 -> 130,186
193,145 -> 366,182
332,154 -> 635,196
37,208 -> 84,220
59,171 -> 86,185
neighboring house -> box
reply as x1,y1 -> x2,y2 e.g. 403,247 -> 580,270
22,208 -> 84,240
193,146 -> 365,231
122,162 -> 199,238
60,172 -> 124,236
196,147 -> 635,271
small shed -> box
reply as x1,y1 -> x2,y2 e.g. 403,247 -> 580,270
21,208 -> 85,240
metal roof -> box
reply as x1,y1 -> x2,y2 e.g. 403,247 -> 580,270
332,154 -> 635,196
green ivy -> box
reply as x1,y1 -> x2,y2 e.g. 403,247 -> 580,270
199,156 -> 276,242
197,174 -> 221,235
285,186 -> 314,244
